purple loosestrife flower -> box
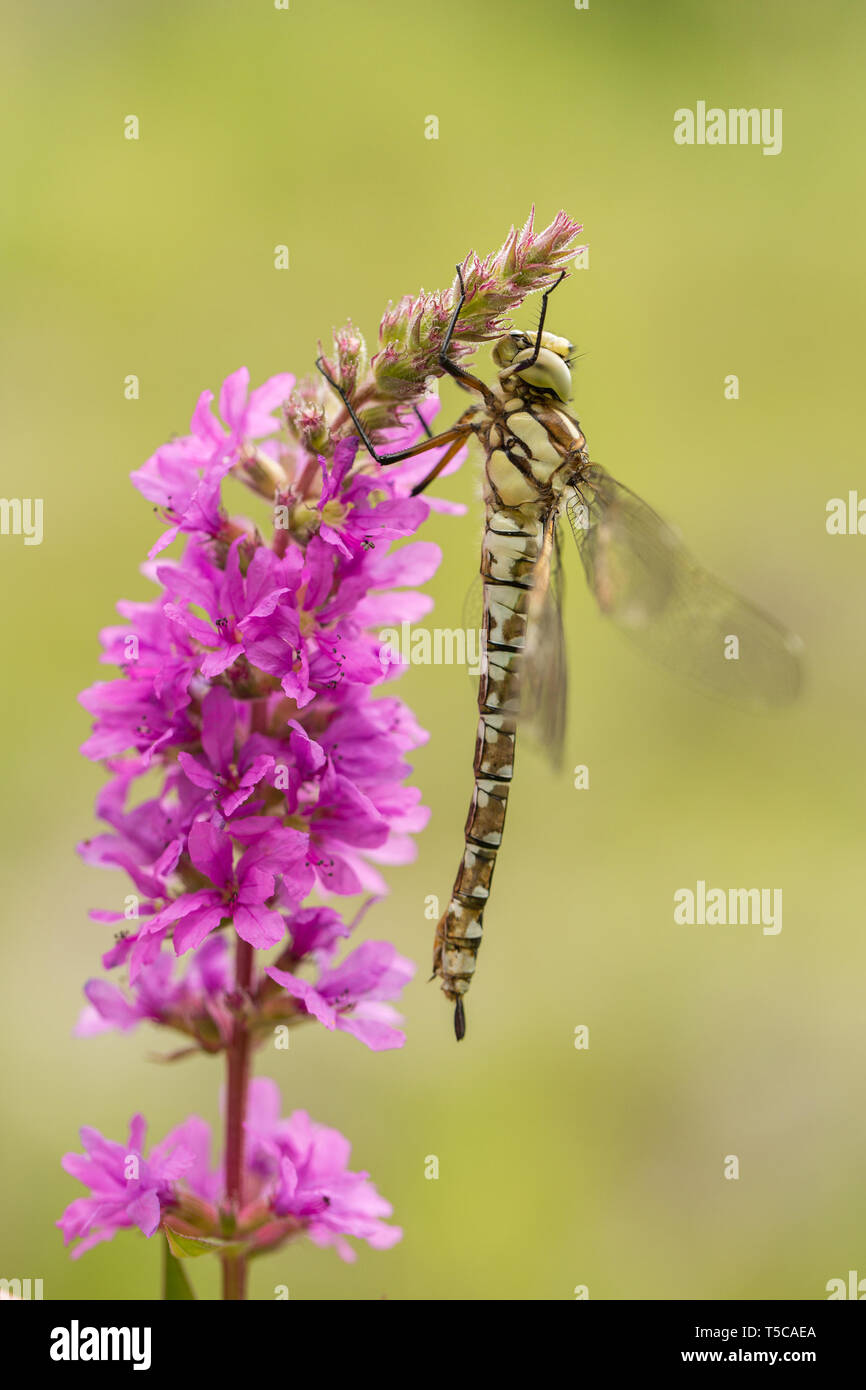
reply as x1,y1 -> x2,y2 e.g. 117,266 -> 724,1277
267,940 -> 414,1051
135,819 -> 307,963
132,368 -> 295,557
81,901 -> 409,1055
176,687 -> 274,819
58,1115 -> 197,1258
243,1080 -> 401,1259
58,1082 -> 400,1263
77,369 -> 453,961
79,642 -> 198,763
69,351 -> 464,1292
161,537 -> 293,680
76,936 -> 235,1050
313,436 -> 431,558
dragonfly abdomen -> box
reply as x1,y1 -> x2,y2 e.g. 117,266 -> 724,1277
433,506 -> 545,1037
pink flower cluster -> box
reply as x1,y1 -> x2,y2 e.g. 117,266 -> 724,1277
60,366 -> 465,1274
59,1080 -> 400,1263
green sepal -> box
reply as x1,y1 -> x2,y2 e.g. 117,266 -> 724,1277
164,1224 -> 246,1260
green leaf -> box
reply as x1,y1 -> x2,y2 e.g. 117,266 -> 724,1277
163,1238 -> 197,1300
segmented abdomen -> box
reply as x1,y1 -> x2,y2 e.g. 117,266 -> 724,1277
432,503 -> 545,1032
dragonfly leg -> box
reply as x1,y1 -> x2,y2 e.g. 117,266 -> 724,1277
409,429 -> 470,497
315,357 -> 466,465
499,269 -> 567,379
317,258 -> 496,458
437,264 -> 497,405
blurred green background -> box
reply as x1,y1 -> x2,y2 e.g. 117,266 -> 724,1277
2,0 -> 864,1301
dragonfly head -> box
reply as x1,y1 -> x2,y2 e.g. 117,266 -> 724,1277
493,330 -> 575,402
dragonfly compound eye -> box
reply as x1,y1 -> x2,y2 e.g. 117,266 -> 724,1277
511,345 -> 574,403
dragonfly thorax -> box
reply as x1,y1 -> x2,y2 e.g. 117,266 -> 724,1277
492,329 -> 574,403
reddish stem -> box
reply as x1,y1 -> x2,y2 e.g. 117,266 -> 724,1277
221,935 -> 253,1300
222,696 -> 269,1300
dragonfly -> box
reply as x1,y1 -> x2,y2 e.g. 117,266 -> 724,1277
317,267 -> 802,1041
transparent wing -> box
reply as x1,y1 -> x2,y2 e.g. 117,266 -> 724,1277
462,574 -> 483,639
521,528 -> 568,769
461,575 -> 484,695
567,467 -> 803,707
